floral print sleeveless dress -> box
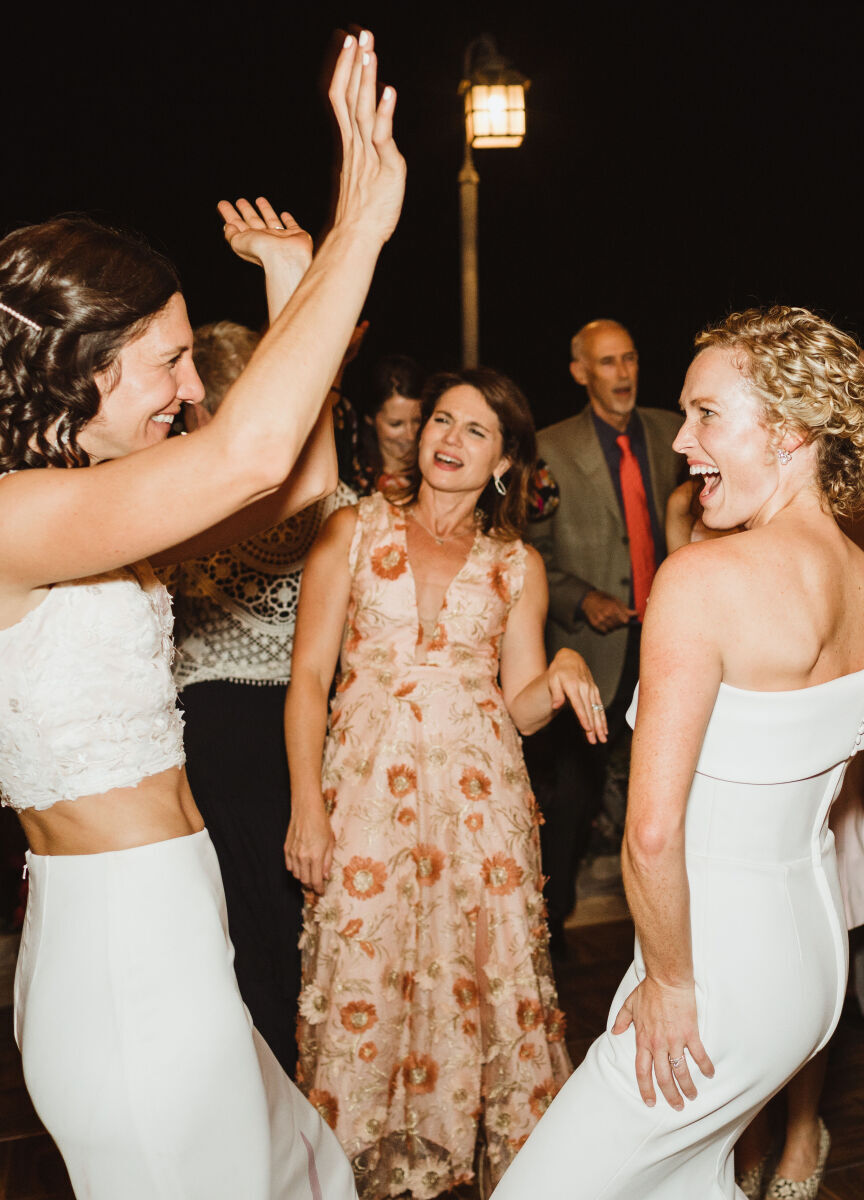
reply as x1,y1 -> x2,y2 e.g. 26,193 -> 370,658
297,493 -> 571,1198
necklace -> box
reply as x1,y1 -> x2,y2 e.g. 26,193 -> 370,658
409,507 -> 477,546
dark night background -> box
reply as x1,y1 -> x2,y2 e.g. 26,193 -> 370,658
3,0 -> 863,428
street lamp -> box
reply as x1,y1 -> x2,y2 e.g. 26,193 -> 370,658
458,35 -> 528,367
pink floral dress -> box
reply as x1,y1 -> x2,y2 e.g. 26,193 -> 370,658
297,493 -> 571,1199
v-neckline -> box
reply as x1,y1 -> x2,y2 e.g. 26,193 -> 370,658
395,502 -> 481,635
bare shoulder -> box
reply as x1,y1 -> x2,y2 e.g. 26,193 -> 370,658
321,502 -> 358,541
651,534 -> 744,607
522,542 -> 546,577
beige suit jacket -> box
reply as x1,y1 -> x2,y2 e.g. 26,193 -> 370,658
527,406 -> 683,706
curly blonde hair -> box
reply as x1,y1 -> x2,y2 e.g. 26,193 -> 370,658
694,306 -> 864,517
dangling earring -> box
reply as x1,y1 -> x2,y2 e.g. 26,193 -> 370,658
493,474 -> 507,496
777,448 -> 792,465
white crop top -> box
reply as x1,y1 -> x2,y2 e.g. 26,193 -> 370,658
0,561 -> 185,812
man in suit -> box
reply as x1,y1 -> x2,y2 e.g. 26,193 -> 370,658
527,319 -> 682,952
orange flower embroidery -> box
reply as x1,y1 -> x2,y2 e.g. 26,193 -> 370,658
344,621 -> 361,652
427,623 -> 448,651
402,971 -> 415,1001
402,1053 -> 439,1095
489,562 -> 510,603
336,668 -> 356,693
387,764 -> 417,798
545,1007 -> 566,1042
462,1018 -> 478,1037
517,998 -> 543,1031
322,788 -> 337,815
459,767 -> 492,802
340,1000 -> 378,1034
452,977 -> 479,1010
340,918 -> 362,939
358,1042 -> 378,1062
519,1043 -> 537,1060
529,1079 -> 557,1118
508,1134 -> 530,1153
409,701 -> 423,722
358,941 -> 376,959
309,1088 -> 339,1129
343,856 -> 387,900
371,543 -> 407,580
411,844 -> 445,886
482,853 -> 523,895
464,812 -> 484,833
397,807 -> 417,825
394,681 -> 417,698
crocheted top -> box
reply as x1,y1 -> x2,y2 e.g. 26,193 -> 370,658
171,482 -> 356,689
0,560 -> 185,812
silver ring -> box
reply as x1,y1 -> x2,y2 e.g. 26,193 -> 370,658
668,1053 -> 686,1070
591,703 -> 604,712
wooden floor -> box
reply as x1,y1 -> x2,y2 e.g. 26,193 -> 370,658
1,918 -> 862,1198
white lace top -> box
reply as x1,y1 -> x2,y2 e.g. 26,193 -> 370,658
171,482 -> 356,689
0,561 -> 185,812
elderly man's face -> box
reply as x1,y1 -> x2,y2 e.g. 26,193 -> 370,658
571,326 -> 639,427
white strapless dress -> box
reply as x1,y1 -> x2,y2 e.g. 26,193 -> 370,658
493,672 -> 864,1200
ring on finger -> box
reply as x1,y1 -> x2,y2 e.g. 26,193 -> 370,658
591,703 -> 604,712
668,1053 -> 686,1070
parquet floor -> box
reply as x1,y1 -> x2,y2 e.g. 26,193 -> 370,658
1,918 -> 862,1198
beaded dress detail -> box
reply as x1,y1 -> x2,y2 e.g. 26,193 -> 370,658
297,493 -> 571,1199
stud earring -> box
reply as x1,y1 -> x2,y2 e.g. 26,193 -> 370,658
777,448 -> 792,465
493,475 -> 507,496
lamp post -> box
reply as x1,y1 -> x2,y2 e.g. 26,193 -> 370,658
458,35 -> 528,368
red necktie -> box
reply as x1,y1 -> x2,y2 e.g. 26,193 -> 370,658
616,434 -> 656,622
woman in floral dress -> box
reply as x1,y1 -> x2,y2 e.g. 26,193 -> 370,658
285,368 -> 607,1199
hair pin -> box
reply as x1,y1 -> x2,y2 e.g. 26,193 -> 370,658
0,300 -> 42,332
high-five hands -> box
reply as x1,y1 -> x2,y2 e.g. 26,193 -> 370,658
218,197 -> 313,273
329,30 -> 406,244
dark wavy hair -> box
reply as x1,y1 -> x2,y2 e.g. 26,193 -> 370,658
355,353 -> 425,491
0,216 -> 180,471
396,366 -> 537,541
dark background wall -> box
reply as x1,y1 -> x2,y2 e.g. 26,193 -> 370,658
3,0 -> 862,427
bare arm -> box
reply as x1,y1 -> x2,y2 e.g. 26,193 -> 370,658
611,544 -> 721,1109
500,547 -> 607,742
0,34 -> 404,592
283,505 -> 357,892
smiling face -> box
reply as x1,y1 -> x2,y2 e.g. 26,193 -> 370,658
79,292 -> 205,462
373,392 -> 422,473
571,323 -> 639,430
673,347 -> 782,529
418,385 -> 510,496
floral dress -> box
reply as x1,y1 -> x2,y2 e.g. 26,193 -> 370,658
297,493 -> 571,1199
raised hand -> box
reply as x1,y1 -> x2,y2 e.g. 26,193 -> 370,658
329,30 -> 406,244
217,196 -> 313,279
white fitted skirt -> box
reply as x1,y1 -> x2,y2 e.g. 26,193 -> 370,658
14,829 -> 357,1200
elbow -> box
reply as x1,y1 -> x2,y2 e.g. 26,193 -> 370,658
623,817 -> 680,874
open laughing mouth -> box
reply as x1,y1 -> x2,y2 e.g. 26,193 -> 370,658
690,463 -> 721,503
433,452 -> 463,469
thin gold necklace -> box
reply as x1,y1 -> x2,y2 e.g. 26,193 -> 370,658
409,507 -> 477,546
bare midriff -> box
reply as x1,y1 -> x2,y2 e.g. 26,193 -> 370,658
18,765 -> 204,856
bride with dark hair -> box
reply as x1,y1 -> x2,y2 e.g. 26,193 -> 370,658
0,31 -> 402,1199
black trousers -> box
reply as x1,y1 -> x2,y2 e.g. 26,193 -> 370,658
180,680 -> 303,1077
528,624 -> 641,927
